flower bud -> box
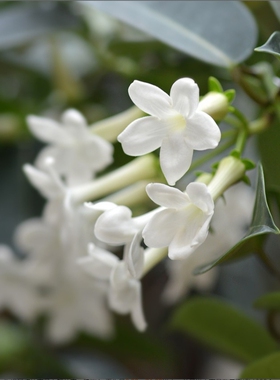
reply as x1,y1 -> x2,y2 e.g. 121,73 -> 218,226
208,156 -> 246,201
198,92 -> 229,121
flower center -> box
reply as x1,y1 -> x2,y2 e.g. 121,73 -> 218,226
166,112 -> 186,133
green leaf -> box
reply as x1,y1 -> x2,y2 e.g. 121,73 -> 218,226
0,3 -> 79,50
240,352 -> 280,378
258,116 -> 280,189
208,77 -> 223,93
224,89 -> 235,103
255,31 -> 280,58
194,164 -> 280,274
84,1 -> 257,67
170,296 -> 278,363
254,291 -> 280,311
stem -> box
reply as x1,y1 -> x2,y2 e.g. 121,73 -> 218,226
248,114 -> 271,135
235,128 -> 248,155
71,155 -> 159,204
89,106 -> 144,142
142,247 -> 168,277
229,106 -> 249,130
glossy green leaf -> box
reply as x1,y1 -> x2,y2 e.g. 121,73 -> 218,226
254,291 -> 280,311
258,116 -> 280,189
255,31 -> 280,58
240,352 -> 280,378
0,3 -> 78,50
194,164 -> 280,274
171,296 -> 278,363
83,1 -> 257,67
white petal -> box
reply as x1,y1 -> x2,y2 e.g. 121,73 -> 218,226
27,115 -> 72,144
143,209 -> 183,248
146,183 -> 189,209
170,78 -> 199,118
186,182 -> 214,214
23,164 -> 63,199
35,146 -> 61,172
85,201 -> 116,212
169,211 -> 212,260
83,135 -> 114,171
160,133 -> 193,185
131,282 -> 147,331
110,261 -> 129,290
77,244 -> 118,280
129,80 -> 172,118
185,111 -> 221,150
118,116 -> 166,156
125,231 -> 144,280
62,109 -> 86,128
47,312 -> 76,343
14,218 -> 49,253
95,206 -> 138,245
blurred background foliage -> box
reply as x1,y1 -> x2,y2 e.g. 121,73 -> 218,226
0,1 -> 280,377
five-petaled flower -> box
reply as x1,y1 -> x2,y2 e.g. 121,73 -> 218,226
27,109 -> 114,186
143,182 -> 214,260
118,78 -> 221,185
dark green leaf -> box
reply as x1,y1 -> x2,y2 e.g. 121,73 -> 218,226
240,352 -> 280,378
84,1 -> 257,67
255,31 -> 280,57
254,291 -> 280,311
194,164 -> 280,274
171,296 -> 278,363
258,116 -> 280,189
0,3 -> 79,50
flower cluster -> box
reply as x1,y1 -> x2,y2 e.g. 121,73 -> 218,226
0,77 -> 249,340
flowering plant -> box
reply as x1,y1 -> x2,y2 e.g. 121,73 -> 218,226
1,1 -> 280,378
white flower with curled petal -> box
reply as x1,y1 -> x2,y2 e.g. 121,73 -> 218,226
27,109 -> 114,186
94,203 -> 157,281
143,182 -> 214,260
163,182 -> 255,303
118,78 -> 221,185
78,243 -> 146,331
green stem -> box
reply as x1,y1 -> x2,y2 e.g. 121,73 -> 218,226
229,106 -> 249,130
235,128 -> 248,155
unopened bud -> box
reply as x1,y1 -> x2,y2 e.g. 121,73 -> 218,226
198,92 -> 229,121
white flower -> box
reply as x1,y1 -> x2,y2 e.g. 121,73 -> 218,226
78,243 -> 146,331
143,182 -> 214,260
118,78 -> 221,185
94,203 -> 152,277
27,109 -> 114,186
44,269 -> 113,344
0,245 -> 45,322
163,182 -> 254,303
